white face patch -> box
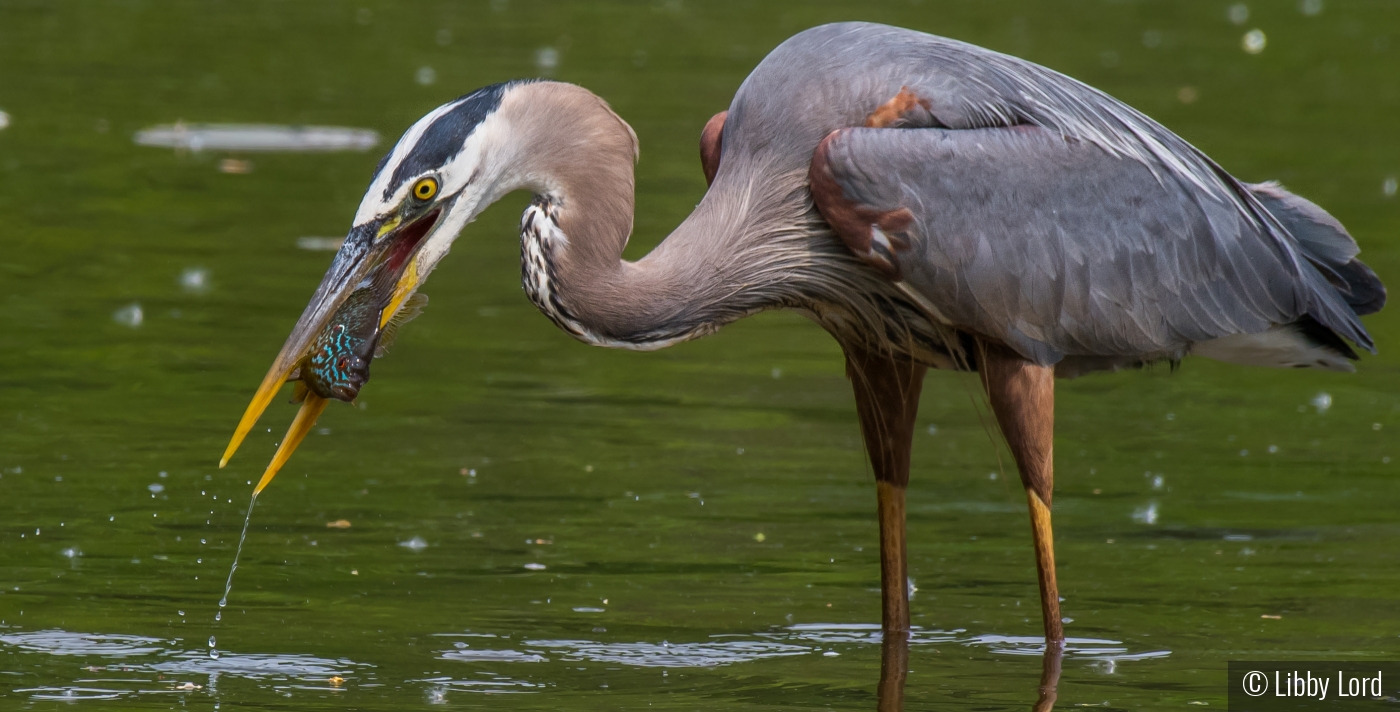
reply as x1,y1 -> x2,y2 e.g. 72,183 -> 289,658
352,83 -> 519,229
400,111 -> 516,282
353,98 -> 470,226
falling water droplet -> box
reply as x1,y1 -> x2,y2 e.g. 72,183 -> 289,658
217,495 -> 256,622
208,635 -> 216,647
209,649 -> 221,660
215,611 -> 221,621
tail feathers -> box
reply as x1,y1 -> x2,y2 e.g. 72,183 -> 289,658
1193,320 -> 1356,372
1250,181 -> 1387,317
1328,259 -> 1386,316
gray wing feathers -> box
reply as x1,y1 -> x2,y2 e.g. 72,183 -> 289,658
1249,181 -> 1386,315
821,125 -> 1372,364
774,24 -> 1375,354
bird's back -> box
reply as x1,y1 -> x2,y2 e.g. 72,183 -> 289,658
713,22 -> 1382,373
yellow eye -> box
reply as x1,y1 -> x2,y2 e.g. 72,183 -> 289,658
412,177 -> 438,201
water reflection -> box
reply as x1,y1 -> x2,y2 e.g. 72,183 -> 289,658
426,623 -> 1168,669
875,634 -> 1062,712
425,623 -> 1167,709
0,624 -> 1167,705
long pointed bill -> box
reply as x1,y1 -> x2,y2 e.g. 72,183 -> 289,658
220,203 -> 442,493
219,219 -> 385,469
253,393 -> 330,496
220,360 -> 300,468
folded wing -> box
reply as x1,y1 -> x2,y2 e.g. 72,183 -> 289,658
811,123 -> 1377,367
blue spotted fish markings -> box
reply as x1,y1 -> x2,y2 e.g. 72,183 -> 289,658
300,288 -> 427,401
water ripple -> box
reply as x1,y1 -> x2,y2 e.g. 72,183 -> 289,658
521,639 -> 810,668
15,685 -> 129,701
1,627 -> 374,702
146,650 -> 363,679
425,623 -> 1169,669
0,630 -> 168,657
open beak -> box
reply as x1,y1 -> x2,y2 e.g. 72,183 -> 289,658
220,207 -> 442,496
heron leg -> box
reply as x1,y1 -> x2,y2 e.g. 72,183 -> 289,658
978,341 -> 1065,645
845,346 -> 926,634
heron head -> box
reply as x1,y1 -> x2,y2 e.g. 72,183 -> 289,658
220,81 -> 526,494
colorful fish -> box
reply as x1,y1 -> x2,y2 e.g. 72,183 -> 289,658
294,287 -> 427,402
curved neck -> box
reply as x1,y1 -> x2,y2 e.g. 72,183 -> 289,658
498,81 -> 803,349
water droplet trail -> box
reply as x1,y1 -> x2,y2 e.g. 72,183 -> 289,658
210,493 -> 258,659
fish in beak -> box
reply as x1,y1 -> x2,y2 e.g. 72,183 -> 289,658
220,205 -> 443,496
217,80 -> 528,494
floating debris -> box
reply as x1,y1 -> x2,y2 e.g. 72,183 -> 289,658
296,236 -> 345,251
523,562 -> 546,571
134,123 -> 379,152
326,519 -> 352,529
218,158 -> 253,174
147,483 -> 164,494
112,303 -> 143,328
753,532 -> 766,543
1261,614 -> 1281,619
1177,86 -> 1198,104
399,536 -> 429,551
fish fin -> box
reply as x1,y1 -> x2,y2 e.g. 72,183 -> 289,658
291,380 -> 309,404
375,293 -> 428,358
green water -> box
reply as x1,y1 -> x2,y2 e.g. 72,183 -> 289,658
2,1 -> 1399,709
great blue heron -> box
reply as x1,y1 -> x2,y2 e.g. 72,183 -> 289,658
220,22 -> 1384,652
